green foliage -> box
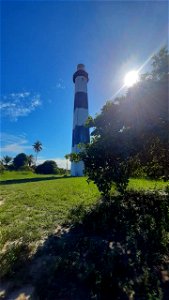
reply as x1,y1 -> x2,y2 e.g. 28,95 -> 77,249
0,161 -> 5,174
13,153 -> 28,170
68,202 -> 89,224
58,167 -> 66,175
19,165 -> 34,172
129,137 -> 169,180
140,46 -> 169,81
27,154 -> 34,167
0,243 -> 30,278
151,46 -> 168,81
65,152 -> 80,162
33,140 -> 42,164
35,160 -> 58,174
80,102 -> 137,196
140,137 -> 169,180
32,140 -> 42,153
2,156 -> 13,167
128,155 -> 146,178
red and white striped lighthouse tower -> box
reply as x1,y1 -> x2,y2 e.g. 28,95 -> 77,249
71,64 -> 90,176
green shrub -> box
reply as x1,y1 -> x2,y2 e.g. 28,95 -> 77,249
0,243 -> 30,278
13,153 -> 28,170
35,160 -> 58,174
19,166 -> 34,172
0,162 -> 5,174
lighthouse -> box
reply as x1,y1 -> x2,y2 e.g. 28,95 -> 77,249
71,64 -> 90,176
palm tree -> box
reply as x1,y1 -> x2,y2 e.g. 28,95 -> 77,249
0,160 -> 5,174
33,141 -> 42,164
2,155 -> 13,167
27,154 -> 34,167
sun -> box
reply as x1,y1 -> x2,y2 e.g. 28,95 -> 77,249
124,70 -> 139,87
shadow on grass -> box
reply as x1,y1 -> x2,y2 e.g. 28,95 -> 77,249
1,191 -> 169,299
0,176 -> 71,185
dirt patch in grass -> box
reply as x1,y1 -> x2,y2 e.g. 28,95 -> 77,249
0,195 -> 5,206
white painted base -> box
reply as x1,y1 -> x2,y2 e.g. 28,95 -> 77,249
71,161 -> 84,176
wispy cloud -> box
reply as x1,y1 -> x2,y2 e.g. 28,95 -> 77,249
37,157 -> 71,169
0,92 -> 41,121
0,133 -> 32,155
55,79 -> 65,90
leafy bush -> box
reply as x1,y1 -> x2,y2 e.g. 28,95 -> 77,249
0,243 -> 30,278
19,165 -> 34,172
13,153 -> 28,170
2,156 -> 13,168
35,160 -> 58,174
0,162 -> 5,174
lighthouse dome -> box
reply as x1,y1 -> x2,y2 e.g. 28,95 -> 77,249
77,64 -> 85,70
73,64 -> 89,83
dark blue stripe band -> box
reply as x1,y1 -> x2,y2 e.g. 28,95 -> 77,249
74,92 -> 88,111
72,125 -> 90,147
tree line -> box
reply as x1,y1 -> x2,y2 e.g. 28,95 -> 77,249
0,141 -> 68,175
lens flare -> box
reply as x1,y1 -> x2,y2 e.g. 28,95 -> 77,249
124,70 -> 139,87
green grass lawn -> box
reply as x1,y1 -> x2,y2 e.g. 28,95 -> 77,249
0,173 -> 99,250
0,171 -> 168,251
0,170 -> 59,180
128,177 -> 168,191
0,172 -> 168,299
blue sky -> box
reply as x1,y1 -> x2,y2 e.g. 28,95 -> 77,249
1,0 -> 168,167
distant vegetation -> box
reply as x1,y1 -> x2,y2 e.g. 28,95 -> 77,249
0,155 -> 68,175
0,140 -> 69,175
13,153 -> 29,170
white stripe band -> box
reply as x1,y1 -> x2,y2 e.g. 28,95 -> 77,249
73,108 -> 88,129
75,76 -> 88,93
